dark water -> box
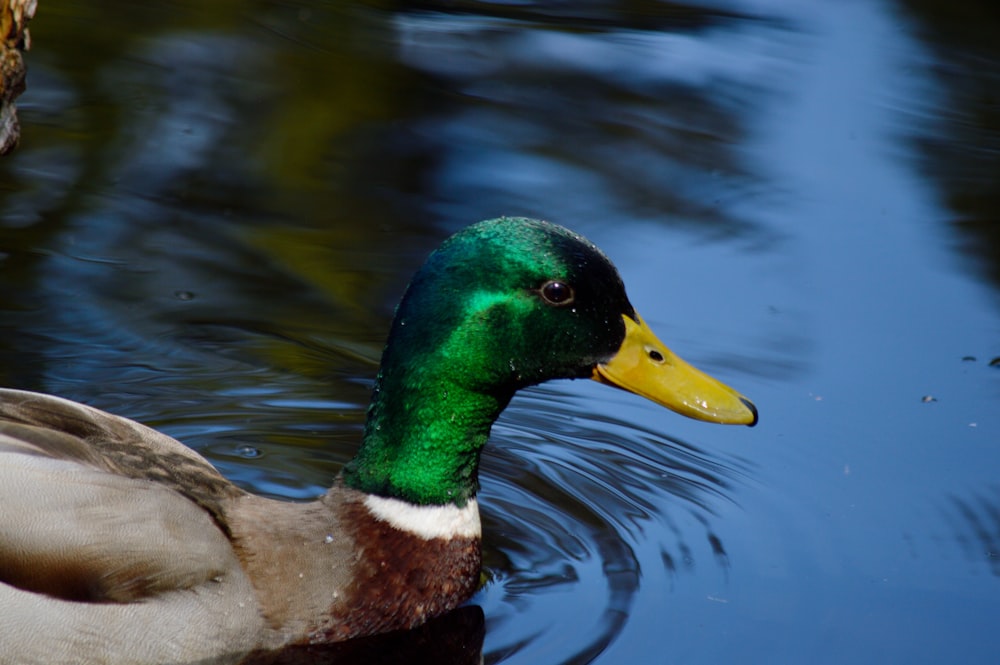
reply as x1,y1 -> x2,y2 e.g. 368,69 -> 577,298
2,1 -> 999,663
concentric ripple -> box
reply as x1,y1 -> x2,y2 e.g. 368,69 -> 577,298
474,386 -> 750,664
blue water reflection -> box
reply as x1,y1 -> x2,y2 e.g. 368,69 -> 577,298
1,0 -> 999,663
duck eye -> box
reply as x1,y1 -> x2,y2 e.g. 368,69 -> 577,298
540,280 -> 574,306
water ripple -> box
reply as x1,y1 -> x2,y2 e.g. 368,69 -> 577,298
477,386 -> 749,664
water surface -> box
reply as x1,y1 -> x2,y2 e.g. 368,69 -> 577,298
1,0 -> 998,663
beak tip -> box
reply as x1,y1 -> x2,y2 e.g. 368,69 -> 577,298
740,397 -> 759,427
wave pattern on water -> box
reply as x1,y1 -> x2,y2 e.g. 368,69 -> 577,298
476,387 -> 749,664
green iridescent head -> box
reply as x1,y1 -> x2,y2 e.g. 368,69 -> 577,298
343,217 -> 755,506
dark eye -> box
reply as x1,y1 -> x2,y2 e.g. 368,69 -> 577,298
540,280 -> 574,306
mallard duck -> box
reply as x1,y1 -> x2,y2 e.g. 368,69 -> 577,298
0,217 -> 756,663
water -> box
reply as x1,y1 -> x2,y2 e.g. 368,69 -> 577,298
1,0 -> 998,663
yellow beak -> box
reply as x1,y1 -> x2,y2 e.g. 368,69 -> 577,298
592,314 -> 757,426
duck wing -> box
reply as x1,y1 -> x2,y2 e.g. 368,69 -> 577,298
0,389 -> 246,603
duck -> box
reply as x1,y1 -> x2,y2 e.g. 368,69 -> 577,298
0,217 -> 757,664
